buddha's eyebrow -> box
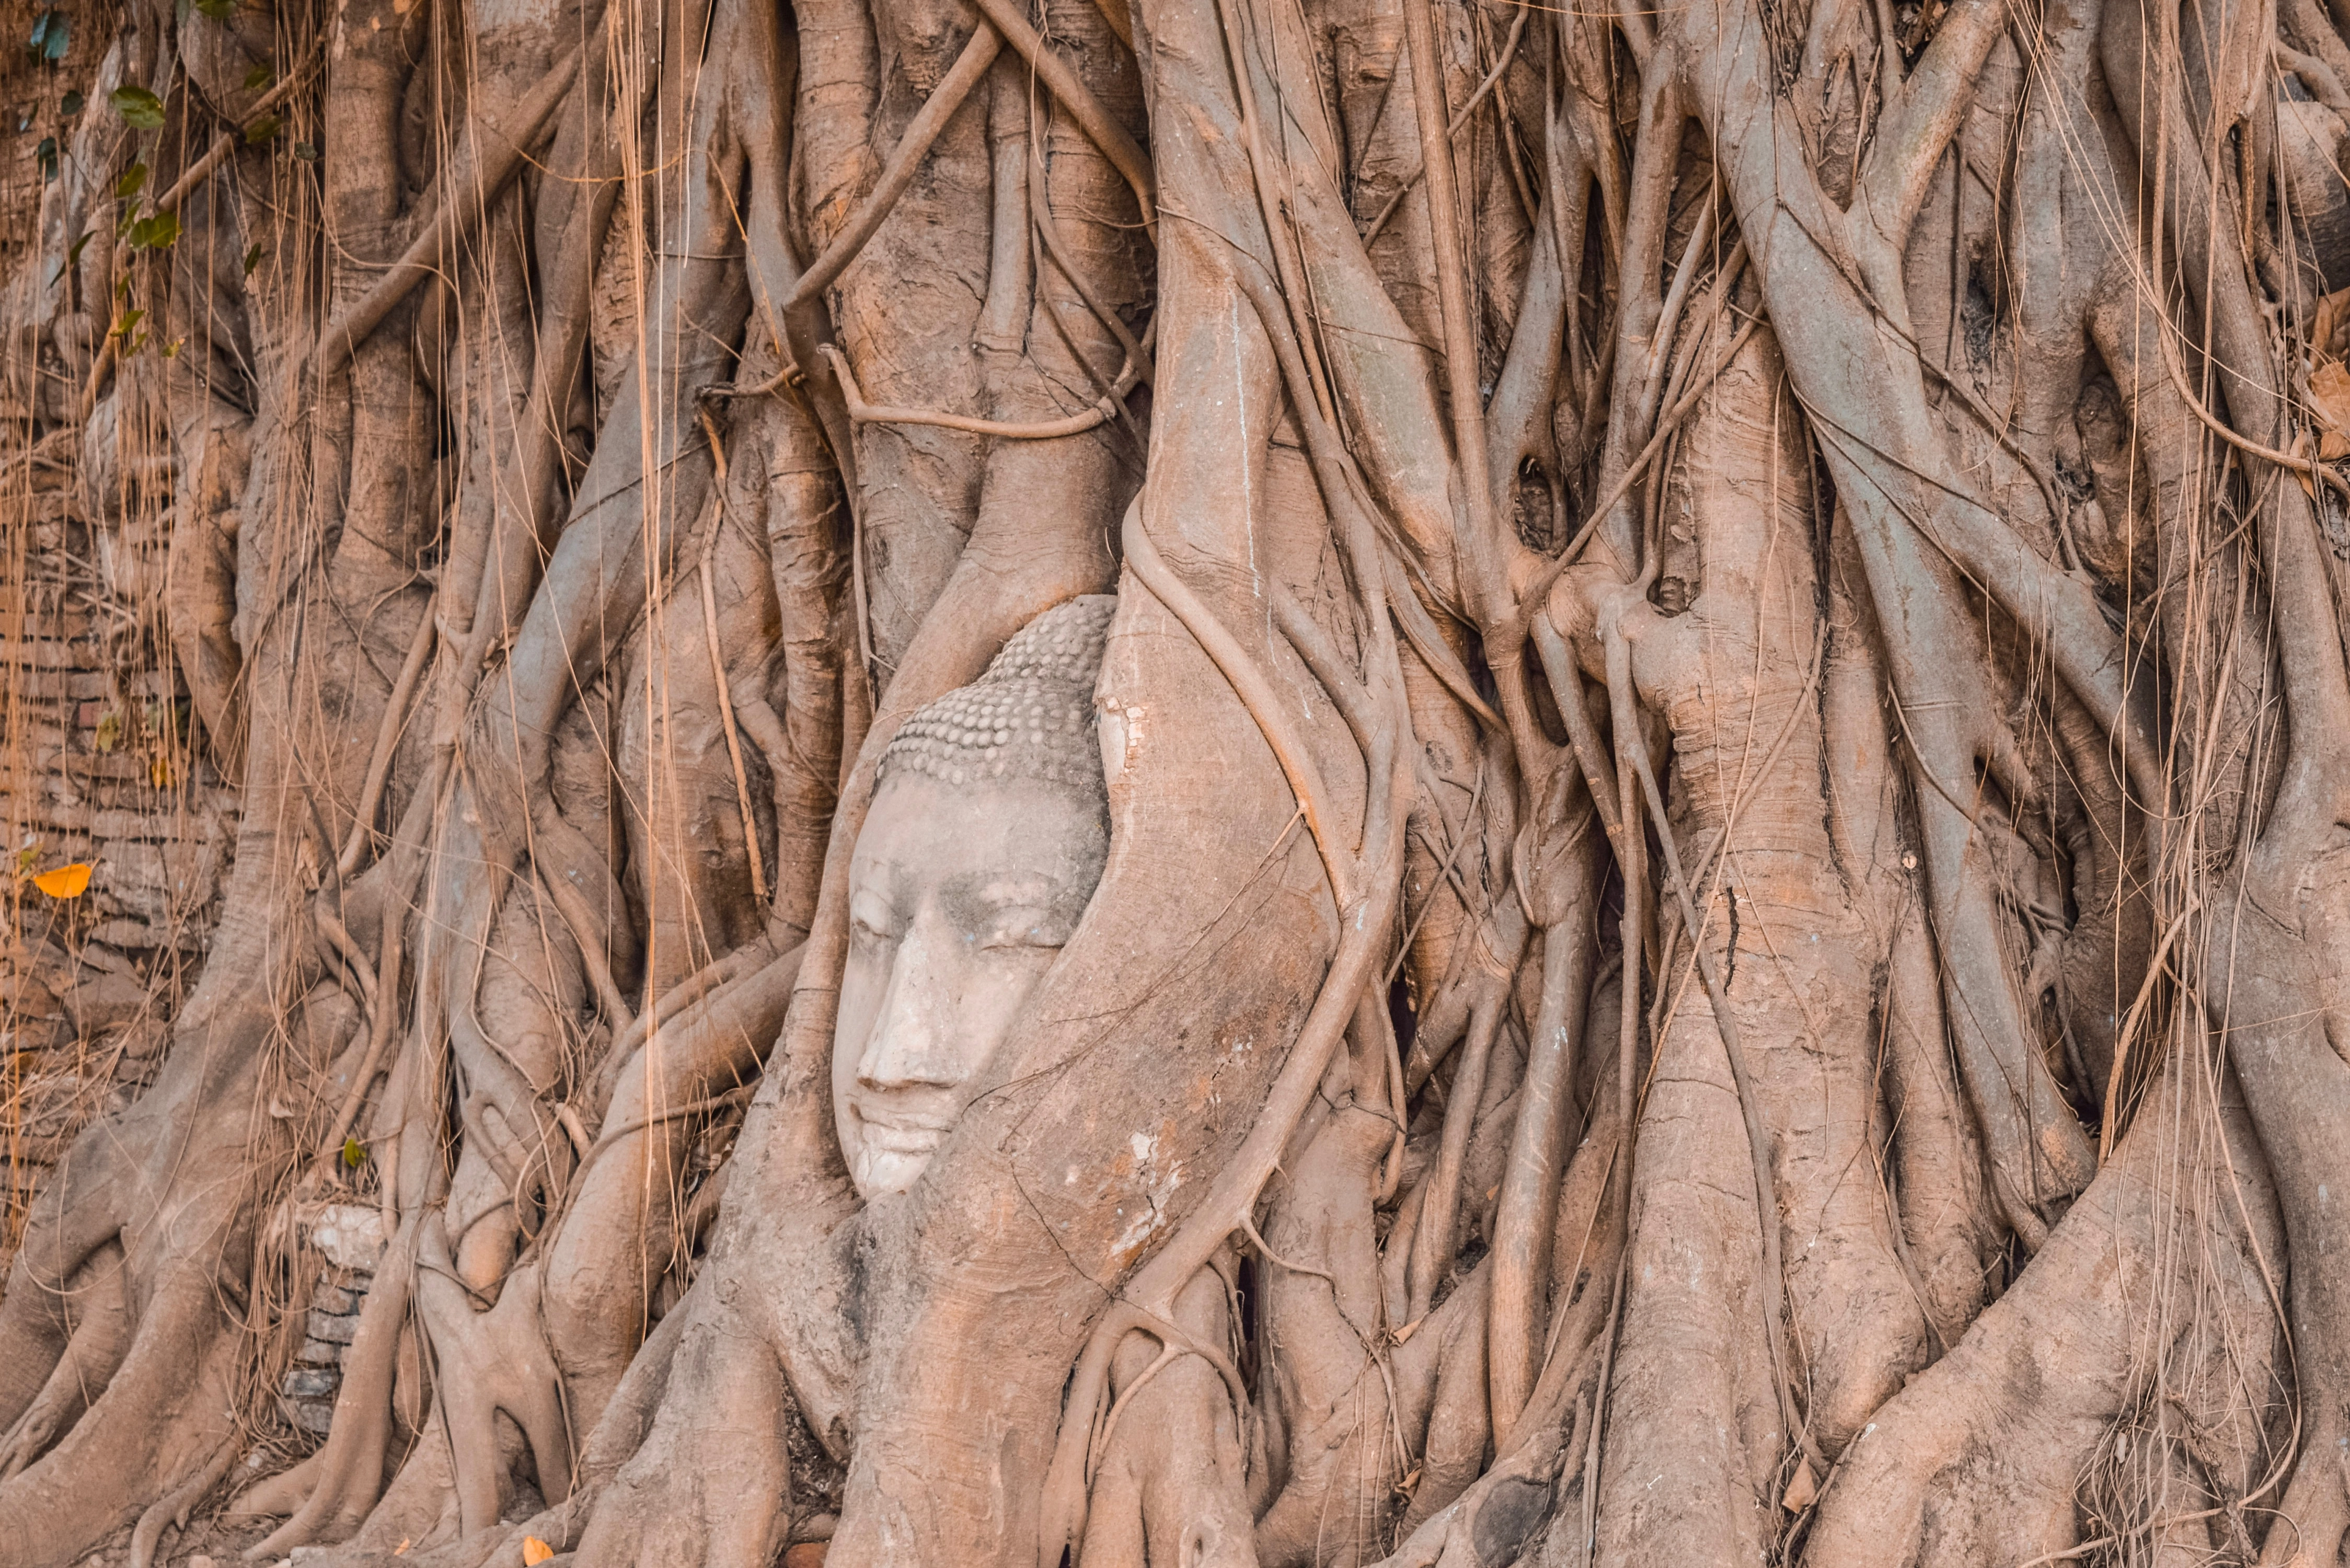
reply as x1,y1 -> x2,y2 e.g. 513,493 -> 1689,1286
959,871 -> 1059,900
940,873 -> 1069,918
850,858 -> 914,903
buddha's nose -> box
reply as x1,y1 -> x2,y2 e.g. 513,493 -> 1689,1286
857,921 -> 963,1092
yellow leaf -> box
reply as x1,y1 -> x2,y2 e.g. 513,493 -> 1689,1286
1781,1456 -> 1819,1512
2313,360 -> 2350,434
2318,286 -> 2350,362
522,1538 -> 555,1566
394,1542 -> 411,1559
32,862 -> 90,899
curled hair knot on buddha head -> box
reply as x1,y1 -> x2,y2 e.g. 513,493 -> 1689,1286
876,594 -> 1116,799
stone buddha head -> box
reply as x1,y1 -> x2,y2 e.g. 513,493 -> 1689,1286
833,596 -> 1117,1201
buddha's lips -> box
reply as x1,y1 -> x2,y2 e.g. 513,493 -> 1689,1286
855,1104 -> 956,1152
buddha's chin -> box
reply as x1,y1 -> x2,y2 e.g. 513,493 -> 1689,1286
850,1134 -> 940,1201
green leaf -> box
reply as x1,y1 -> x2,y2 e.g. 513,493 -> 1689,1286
109,85 -> 164,129
291,139 -> 317,161
113,159 -> 146,198
34,135 -> 56,182
61,88 -> 81,114
31,10 -> 69,62
341,1137 -> 368,1169
243,112 -> 279,144
240,61 -> 272,90
110,306 -> 143,339
192,0 -> 235,17
241,240 -> 261,275
125,211 -> 178,249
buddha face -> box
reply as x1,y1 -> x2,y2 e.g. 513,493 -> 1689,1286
833,769 -> 1110,1201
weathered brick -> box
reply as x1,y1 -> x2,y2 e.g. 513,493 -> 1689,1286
307,1309 -> 359,1345
0,640 -> 84,669
310,1282 -> 360,1316
281,1365 -> 338,1399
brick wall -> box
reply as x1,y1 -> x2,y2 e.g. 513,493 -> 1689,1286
1,468 -> 237,1255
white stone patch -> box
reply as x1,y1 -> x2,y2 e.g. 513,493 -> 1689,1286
309,1203 -> 387,1271
1099,699 -> 1144,780
1112,1130 -> 1186,1257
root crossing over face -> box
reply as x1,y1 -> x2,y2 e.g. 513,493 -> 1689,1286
833,597 -> 1116,1201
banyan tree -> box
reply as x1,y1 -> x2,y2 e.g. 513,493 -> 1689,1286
5,0 -> 2350,1558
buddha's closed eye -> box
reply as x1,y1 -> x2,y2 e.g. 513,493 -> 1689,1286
964,889 -> 1084,951
849,894 -> 900,943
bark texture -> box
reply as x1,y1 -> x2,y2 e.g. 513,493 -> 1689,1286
4,0 -> 2350,1560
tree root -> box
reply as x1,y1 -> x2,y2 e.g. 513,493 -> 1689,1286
0,1239 -> 128,1483
1081,1266 -> 1256,1568
128,1444 -> 241,1568
244,1219 -> 423,1558
1806,1049 -> 2287,1566
416,1221 -> 574,1539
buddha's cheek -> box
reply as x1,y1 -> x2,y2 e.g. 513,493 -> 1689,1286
836,956 -> 890,1068
832,952 -> 892,1179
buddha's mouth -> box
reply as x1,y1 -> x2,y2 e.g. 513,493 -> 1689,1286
848,1103 -> 956,1199
860,1121 -> 944,1156
853,1098 -> 956,1155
